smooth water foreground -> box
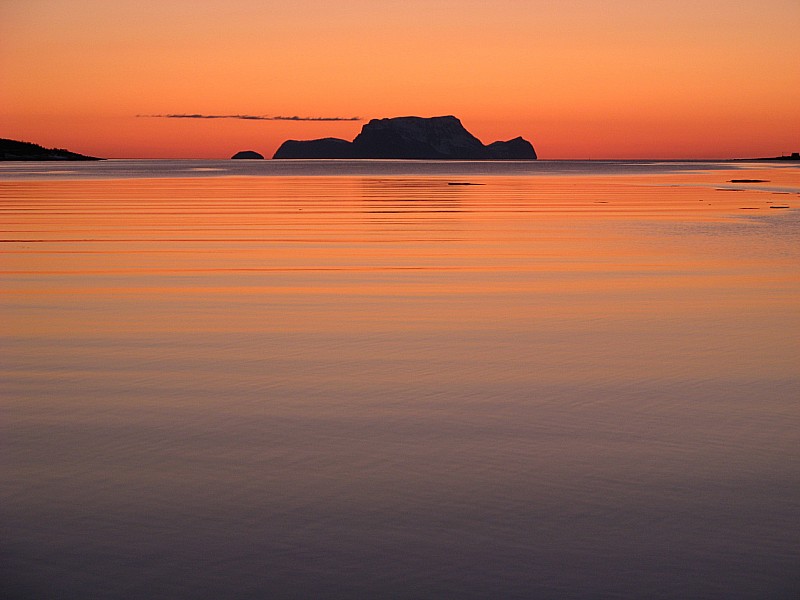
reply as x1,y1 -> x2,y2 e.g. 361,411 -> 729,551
1,161 -> 799,599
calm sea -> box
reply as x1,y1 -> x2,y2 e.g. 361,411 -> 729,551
2,160 -> 799,599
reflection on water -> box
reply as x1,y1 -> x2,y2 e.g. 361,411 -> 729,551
1,165 -> 799,599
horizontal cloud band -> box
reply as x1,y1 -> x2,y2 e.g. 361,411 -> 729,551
138,113 -> 361,121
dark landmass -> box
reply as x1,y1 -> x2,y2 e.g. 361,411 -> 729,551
485,137 -> 536,160
0,138 -> 100,161
755,152 -> 800,161
231,150 -> 264,159
274,137 -> 355,159
273,116 -> 537,160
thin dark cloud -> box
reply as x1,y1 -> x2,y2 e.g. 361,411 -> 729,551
138,113 -> 361,121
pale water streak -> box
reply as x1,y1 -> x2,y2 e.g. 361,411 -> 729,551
1,162 -> 799,599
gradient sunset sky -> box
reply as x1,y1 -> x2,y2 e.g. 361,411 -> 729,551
2,0 -> 798,159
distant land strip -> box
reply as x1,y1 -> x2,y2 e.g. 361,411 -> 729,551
138,114 -> 361,121
1,137 -> 100,161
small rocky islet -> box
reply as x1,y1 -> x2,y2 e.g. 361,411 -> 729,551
231,150 -> 264,159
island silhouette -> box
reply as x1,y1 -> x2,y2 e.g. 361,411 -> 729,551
0,138 -> 100,161
273,115 -> 537,160
231,150 -> 264,159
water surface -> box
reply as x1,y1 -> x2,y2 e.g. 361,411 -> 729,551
2,161 -> 799,599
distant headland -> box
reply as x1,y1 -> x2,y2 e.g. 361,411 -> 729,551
0,138 -> 100,161
759,152 -> 800,161
273,116 -> 537,160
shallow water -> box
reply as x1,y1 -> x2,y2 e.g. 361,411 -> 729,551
1,161 -> 799,599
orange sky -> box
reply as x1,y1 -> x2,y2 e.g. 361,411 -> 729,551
1,0 -> 798,159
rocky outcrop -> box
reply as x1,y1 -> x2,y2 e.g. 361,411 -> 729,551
231,150 -> 264,159
0,138 -> 100,161
350,116 -> 488,159
486,137 -> 537,159
272,138 -> 354,159
273,116 -> 536,160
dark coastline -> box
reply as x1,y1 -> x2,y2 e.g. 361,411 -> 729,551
0,138 -> 101,161
740,152 -> 800,162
